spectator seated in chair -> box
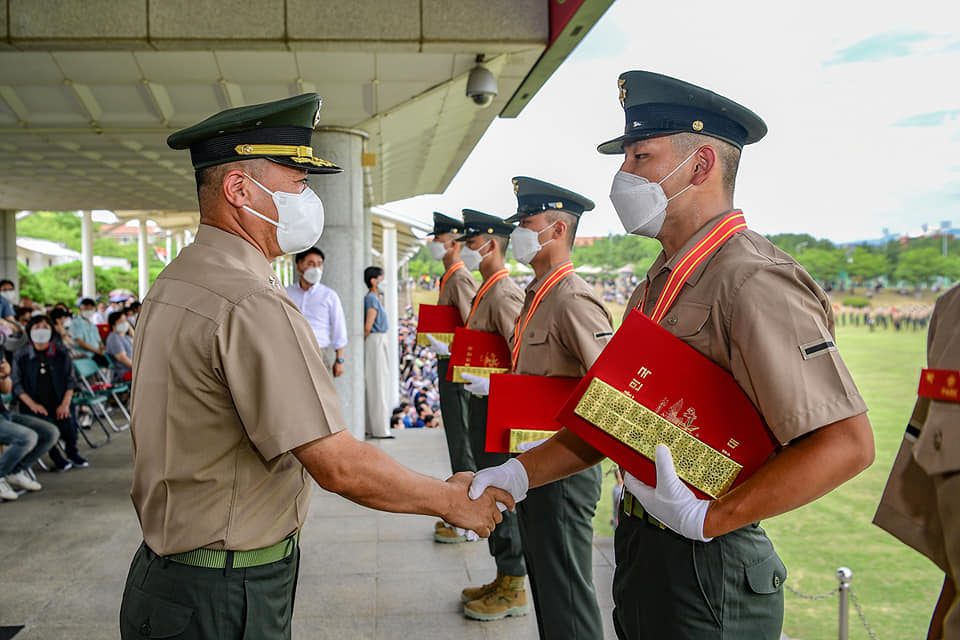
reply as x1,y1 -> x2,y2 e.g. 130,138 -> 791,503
105,311 -> 133,383
11,315 -> 87,471
0,356 -> 58,500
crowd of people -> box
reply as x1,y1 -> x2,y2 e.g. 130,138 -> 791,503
834,303 -> 934,331
393,312 -> 442,430
0,279 -> 135,502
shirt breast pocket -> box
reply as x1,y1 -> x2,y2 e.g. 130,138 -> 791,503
521,327 -> 552,374
660,302 -> 712,339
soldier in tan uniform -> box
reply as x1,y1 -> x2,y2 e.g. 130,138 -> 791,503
424,212 -> 480,543
471,72 -> 875,639
119,94 -> 511,640
448,210 -> 529,620
875,283 -> 960,639
470,178 -> 613,638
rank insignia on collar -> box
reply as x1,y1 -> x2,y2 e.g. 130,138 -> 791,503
618,78 -> 627,107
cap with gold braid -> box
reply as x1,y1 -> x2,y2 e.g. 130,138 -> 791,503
167,93 -> 342,174
456,209 -> 514,241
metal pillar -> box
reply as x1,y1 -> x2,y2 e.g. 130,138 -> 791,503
137,217 -> 149,300
175,231 -> 184,256
837,566 -> 852,640
382,223 -> 399,408
313,127 -> 369,440
165,231 -> 172,265
80,210 -> 95,298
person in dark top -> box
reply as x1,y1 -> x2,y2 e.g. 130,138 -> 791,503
12,315 -> 87,471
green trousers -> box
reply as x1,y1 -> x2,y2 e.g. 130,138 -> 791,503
468,394 -> 526,576
120,542 -> 299,639
517,464 -> 603,640
438,358 -> 475,473
612,513 -> 786,639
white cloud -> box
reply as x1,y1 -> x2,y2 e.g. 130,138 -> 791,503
388,0 -> 960,244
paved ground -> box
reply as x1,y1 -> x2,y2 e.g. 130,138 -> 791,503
0,424 -> 618,639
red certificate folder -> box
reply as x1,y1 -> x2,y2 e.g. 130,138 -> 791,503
556,310 -> 778,500
446,327 -> 511,383
485,374 -> 580,453
416,304 -> 463,346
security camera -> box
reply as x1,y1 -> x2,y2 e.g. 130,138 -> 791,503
466,65 -> 498,107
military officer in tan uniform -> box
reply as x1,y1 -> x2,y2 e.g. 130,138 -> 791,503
424,212 -> 480,543
448,210 -> 529,620
471,72 -> 875,639
470,178 -> 613,638
875,283 -> 960,639
119,94 -> 511,640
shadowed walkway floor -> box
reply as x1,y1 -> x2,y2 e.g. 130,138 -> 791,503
0,426 -> 618,639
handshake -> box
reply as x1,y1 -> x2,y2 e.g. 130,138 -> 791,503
442,458 -> 530,538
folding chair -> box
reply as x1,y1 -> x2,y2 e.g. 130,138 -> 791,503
95,354 -> 131,430
71,358 -> 114,446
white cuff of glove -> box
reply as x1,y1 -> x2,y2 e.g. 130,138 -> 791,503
454,527 -> 480,542
460,372 -> 490,396
468,457 -> 529,511
426,334 -> 451,357
623,444 -> 713,542
515,437 -> 549,452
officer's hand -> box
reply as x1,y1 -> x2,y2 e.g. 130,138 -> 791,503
426,334 -> 451,357
460,372 -> 490,396
468,458 -> 528,512
441,472 -> 514,537
623,444 -> 713,542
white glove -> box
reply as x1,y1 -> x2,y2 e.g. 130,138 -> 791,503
468,458 -> 529,511
454,527 -> 480,542
460,372 -> 490,396
516,438 -> 549,452
623,444 -> 714,542
426,334 -> 450,357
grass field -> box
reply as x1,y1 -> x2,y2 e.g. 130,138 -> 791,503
410,287 -> 943,638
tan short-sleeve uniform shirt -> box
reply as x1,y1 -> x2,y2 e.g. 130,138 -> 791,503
438,263 -> 479,324
130,224 -> 346,556
465,275 -> 523,343
874,283 -> 960,577
514,264 -> 614,377
626,214 -> 867,445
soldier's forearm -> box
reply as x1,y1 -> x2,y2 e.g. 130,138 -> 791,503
519,427 -> 605,489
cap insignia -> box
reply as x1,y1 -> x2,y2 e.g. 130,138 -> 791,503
487,228 -> 494,234
618,78 -> 627,107
313,101 -> 322,128
513,180 -> 519,195
692,120 -> 704,132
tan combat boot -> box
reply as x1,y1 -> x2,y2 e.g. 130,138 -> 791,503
460,572 -> 502,603
463,575 -> 529,621
434,522 -> 467,543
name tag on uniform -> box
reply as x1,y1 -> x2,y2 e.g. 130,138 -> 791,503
918,369 -> 960,403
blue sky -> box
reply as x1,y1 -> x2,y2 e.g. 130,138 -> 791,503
388,0 -> 960,244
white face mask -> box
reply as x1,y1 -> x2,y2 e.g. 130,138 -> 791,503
241,172 -> 325,255
428,241 -> 448,261
115,321 -> 130,334
609,147 -> 699,237
63,319 -> 72,330
302,267 -> 323,284
460,240 -> 491,271
81,309 -> 95,320
0,290 -> 16,303
510,221 -> 557,265
30,328 -> 52,344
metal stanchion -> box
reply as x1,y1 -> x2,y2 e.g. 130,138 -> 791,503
837,566 -> 853,640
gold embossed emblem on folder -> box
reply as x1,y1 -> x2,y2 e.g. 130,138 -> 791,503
416,332 -> 454,347
509,429 -> 558,453
573,378 -> 742,499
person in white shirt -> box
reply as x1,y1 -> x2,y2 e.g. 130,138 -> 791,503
285,248 -> 348,378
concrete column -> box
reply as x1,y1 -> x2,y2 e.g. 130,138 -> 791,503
313,127 -> 369,440
0,210 -> 17,287
137,217 -> 150,299
80,210 -> 96,298
165,231 -> 172,265
382,224 -> 399,408
175,232 -> 184,256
